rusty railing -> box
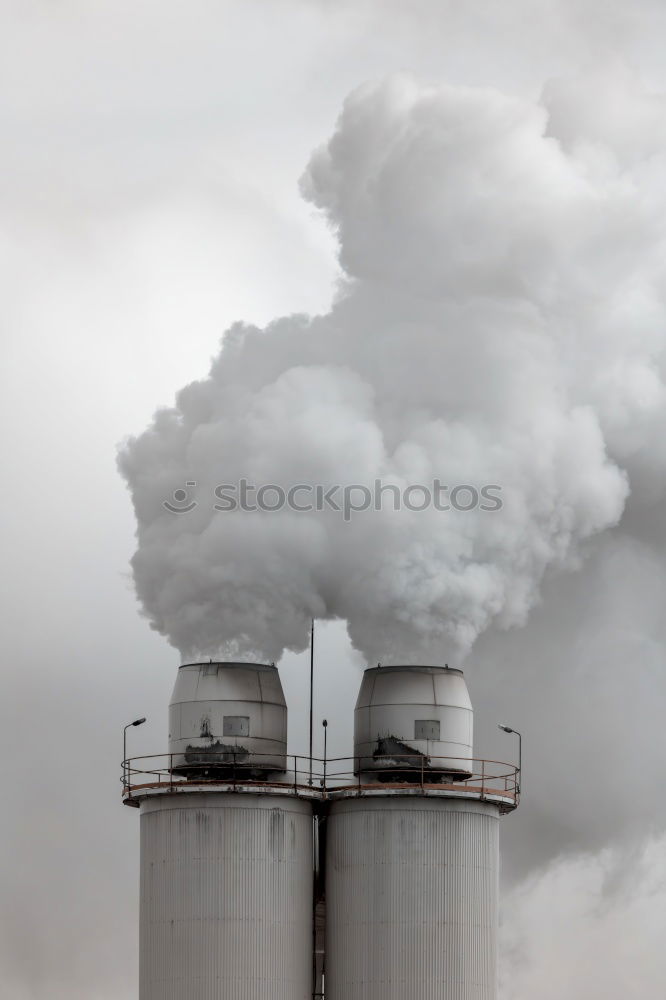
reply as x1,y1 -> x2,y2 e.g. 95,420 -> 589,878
121,751 -> 519,809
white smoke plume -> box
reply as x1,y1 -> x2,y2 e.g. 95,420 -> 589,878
500,834 -> 666,1000
119,68 -> 666,665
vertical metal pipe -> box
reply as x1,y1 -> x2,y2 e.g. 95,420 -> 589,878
309,619 -> 315,785
312,812 -> 318,1000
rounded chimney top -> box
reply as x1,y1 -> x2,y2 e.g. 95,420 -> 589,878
169,660 -> 287,778
368,663 -> 464,676
354,662 -> 473,780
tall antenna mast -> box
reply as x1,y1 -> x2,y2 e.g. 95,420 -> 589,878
309,618 -> 315,785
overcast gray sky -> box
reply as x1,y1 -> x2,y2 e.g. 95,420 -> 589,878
3,2 -> 666,997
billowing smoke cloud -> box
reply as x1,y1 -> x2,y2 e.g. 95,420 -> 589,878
119,68 -> 666,665
500,835 -> 666,1000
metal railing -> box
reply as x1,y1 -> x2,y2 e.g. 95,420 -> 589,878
121,751 -> 519,809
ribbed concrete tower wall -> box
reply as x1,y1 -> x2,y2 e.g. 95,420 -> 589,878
139,792 -> 313,1000
325,796 -> 500,1000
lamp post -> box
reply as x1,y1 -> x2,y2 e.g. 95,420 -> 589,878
322,719 -> 328,789
498,724 -> 521,796
123,717 -> 147,792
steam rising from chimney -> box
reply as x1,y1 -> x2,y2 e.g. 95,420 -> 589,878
119,69 -> 666,665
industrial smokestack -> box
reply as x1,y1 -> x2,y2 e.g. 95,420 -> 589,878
135,661 -> 315,1000
124,659 -> 517,1000
325,665 -> 507,1000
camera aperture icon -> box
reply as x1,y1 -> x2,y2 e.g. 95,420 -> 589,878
163,481 -> 198,514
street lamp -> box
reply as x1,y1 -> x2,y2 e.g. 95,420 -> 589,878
123,717 -> 147,791
498,724 -> 521,795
